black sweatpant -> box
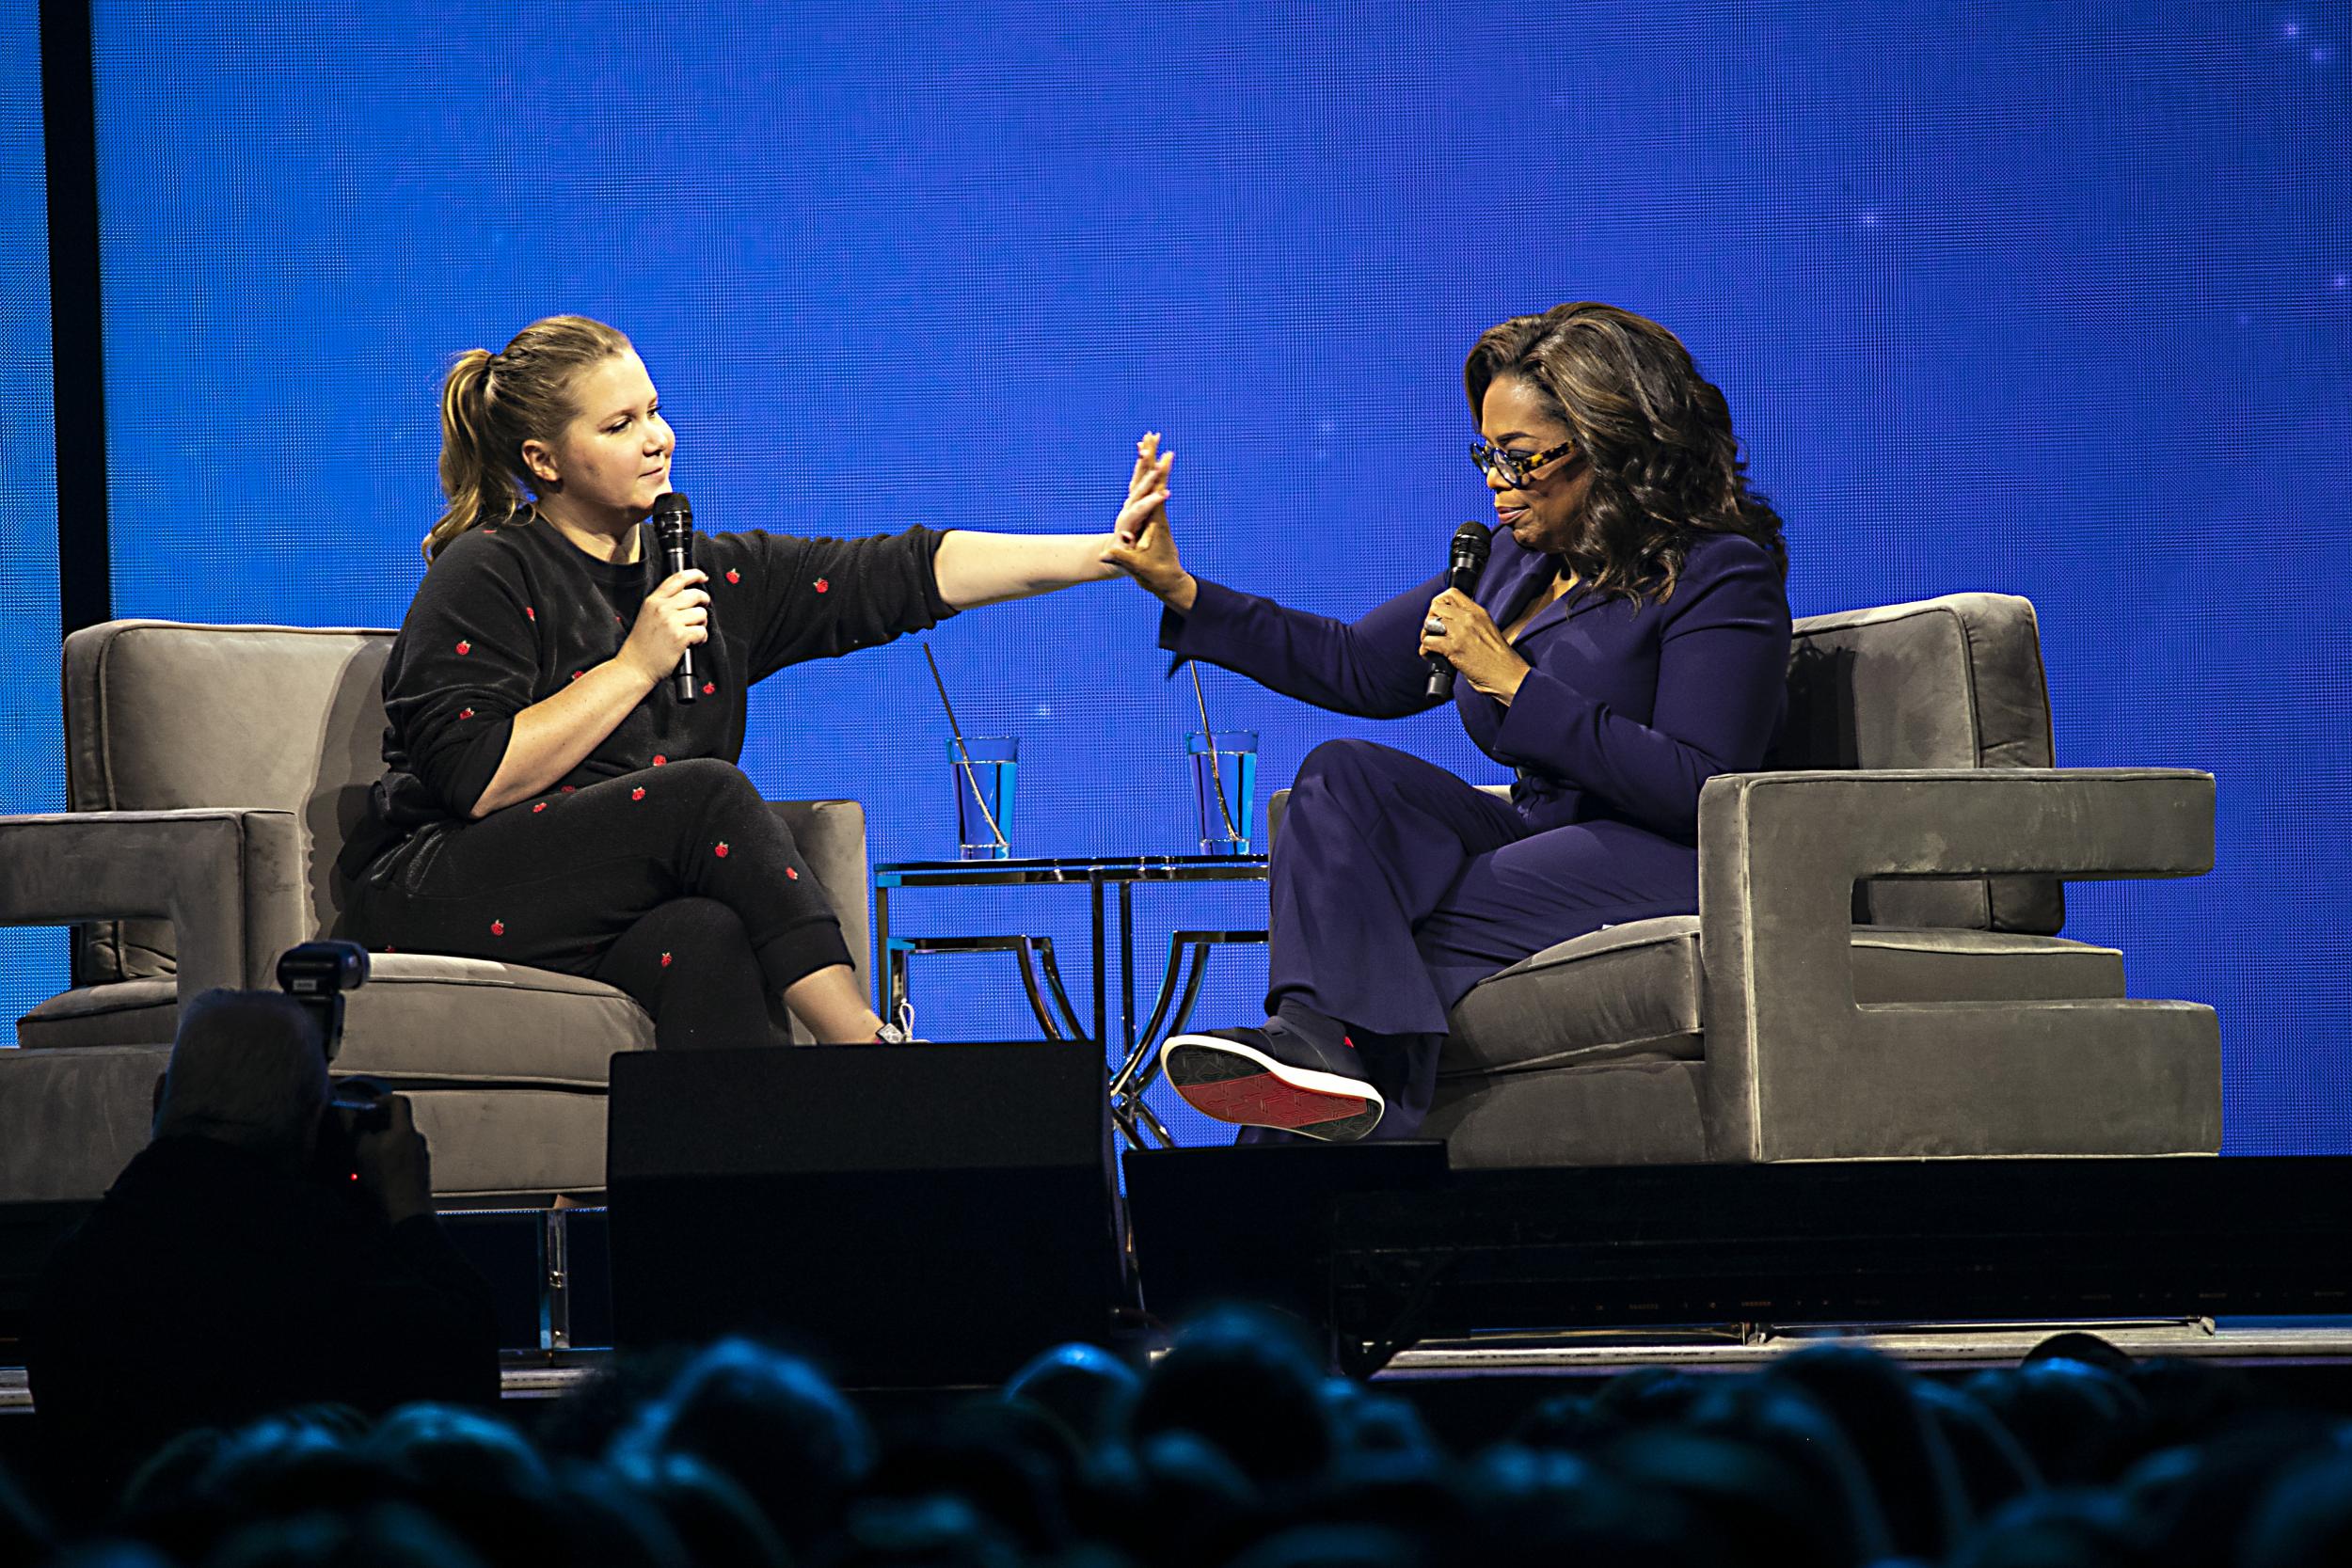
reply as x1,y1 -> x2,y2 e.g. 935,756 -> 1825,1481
348,759 -> 850,1049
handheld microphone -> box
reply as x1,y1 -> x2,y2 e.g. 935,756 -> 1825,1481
652,492 -> 698,705
1425,519 -> 1494,701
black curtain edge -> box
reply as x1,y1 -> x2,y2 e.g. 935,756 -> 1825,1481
41,0 -> 108,638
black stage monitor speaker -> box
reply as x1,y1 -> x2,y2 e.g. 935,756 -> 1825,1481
1123,1142 -> 1449,1332
608,1044 -> 1120,1386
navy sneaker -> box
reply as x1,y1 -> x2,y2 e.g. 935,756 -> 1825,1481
1159,1019 -> 1385,1142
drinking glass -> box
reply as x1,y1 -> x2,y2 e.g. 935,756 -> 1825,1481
949,736 -> 1018,860
1185,731 -> 1258,855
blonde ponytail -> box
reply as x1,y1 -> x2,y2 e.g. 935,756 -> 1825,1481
421,315 -> 634,561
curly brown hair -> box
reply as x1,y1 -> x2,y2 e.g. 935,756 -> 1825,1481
1464,303 -> 1787,602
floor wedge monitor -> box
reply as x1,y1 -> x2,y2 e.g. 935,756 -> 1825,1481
608,1043 -> 1120,1386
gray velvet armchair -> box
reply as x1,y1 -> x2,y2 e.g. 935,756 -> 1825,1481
0,621 -> 870,1204
1278,593 -> 2222,1167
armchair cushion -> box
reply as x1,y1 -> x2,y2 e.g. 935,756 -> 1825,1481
22,956 -> 658,1087
1440,916 -> 2127,1079
0,1045 -> 613,1202
1775,594 -> 2062,933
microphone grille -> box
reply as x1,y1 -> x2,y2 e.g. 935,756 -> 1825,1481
652,491 -> 693,534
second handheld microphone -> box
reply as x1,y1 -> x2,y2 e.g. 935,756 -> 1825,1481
652,492 -> 698,705
1425,519 -> 1495,701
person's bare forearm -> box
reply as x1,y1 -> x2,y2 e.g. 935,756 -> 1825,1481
933,531 -> 1123,610
469,660 -> 657,816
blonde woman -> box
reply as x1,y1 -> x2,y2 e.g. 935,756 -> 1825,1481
343,315 -> 1171,1047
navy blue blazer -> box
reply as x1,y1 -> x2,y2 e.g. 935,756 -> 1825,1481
1160,529 -> 1792,844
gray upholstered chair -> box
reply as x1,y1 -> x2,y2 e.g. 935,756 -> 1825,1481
0,621 -> 870,1204
1274,593 -> 2221,1167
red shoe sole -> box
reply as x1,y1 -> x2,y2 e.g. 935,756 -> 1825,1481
1179,1069 -> 1369,1129
1168,1069 -> 1382,1142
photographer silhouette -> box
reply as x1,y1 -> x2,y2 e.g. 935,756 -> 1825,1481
27,988 -> 498,1520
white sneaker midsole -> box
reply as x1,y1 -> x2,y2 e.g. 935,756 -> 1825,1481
1160,1033 -> 1387,1111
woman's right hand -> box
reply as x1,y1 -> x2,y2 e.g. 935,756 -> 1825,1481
1103,432 -> 1198,612
619,568 -> 710,687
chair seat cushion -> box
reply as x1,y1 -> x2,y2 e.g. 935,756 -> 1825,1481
18,954 -> 656,1089
1440,916 -> 2125,1079
0,1046 -> 611,1202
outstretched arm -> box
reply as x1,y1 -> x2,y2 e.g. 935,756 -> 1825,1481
933,438 -> 1174,609
933,532 -> 1123,610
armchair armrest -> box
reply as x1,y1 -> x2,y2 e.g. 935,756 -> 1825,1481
0,809 -> 307,1009
1701,767 -> 2212,886
1694,768 -> 2219,1161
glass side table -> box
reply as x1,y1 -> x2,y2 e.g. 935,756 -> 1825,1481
872,855 -> 1269,1148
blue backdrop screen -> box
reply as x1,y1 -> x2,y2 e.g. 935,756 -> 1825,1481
0,0 -> 62,1044
83,1 -> 2352,1149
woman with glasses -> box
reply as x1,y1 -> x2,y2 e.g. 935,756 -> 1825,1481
1106,302 -> 1791,1142
344,314 -> 1172,1049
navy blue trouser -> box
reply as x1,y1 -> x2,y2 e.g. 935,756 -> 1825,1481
1262,738 -> 1700,1137
348,758 -> 847,1050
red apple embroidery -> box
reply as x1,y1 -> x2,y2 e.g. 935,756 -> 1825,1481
786,866 -> 800,880
660,952 -> 673,968
814,578 -> 830,594
454,640 -> 471,656
560,785 -> 576,793
714,842 -> 730,858
652,754 -> 667,766
532,801 -> 547,814
525,607 -> 535,620
570,671 -> 584,681
725,568 -> 740,585
489,919 -> 505,936
630,786 -> 645,800
458,707 -> 474,720
702,682 -> 715,695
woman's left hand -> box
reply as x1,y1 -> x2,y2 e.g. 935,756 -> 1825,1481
1420,588 -> 1530,704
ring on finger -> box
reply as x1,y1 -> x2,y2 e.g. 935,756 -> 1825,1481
1424,615 -> 1446,636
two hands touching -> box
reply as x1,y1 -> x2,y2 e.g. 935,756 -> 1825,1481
1101,432 -> 1193,612
1101,433 -> 1532,704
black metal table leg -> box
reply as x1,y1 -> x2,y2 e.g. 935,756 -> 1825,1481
1119,881 -> 1136,1070
873,884 -> 891,1015
1089,878 -> 1105,1050
1030,938 -> 1092,1043
1007,937 -> 1065,1040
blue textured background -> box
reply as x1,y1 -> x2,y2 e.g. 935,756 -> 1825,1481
8,1 -> 2348,1151
0,0 -> 61,1053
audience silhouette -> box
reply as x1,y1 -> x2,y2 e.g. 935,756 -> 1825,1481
4,1309 -> 2349,1566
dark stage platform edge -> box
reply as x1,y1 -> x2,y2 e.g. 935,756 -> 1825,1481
11,1321 -> 2352,1470
5,1152 -> 2351,1409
